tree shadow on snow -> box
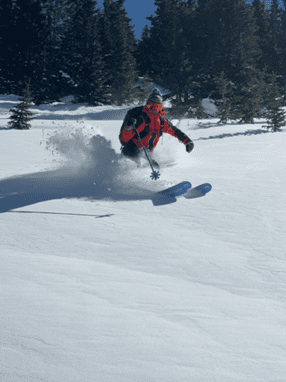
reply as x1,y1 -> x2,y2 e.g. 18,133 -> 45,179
193,120 -> 268,130
196,128 -> 269,141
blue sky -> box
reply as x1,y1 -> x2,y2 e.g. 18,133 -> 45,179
96,0 -> 285,40
97,0 -> 156,40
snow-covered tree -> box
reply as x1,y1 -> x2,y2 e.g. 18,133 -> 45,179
8,80 -> 35,130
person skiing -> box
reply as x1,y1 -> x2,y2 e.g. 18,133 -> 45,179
119,88 -> 194,166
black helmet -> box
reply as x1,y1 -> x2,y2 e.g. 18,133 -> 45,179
147,88 -> 163,104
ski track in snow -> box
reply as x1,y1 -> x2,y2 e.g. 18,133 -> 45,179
1,98 -> 286,382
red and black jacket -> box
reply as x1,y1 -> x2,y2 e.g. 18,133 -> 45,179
119,102 -> 191,152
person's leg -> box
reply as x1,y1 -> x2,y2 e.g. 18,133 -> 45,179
121,140 -> 141,158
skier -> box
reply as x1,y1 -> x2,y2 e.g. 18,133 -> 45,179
119,88 -> 194,166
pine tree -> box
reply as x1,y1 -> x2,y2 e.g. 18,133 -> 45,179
234,66 -> 267,124
251,0 -> 271,73
188,0 -> 262,103
141,0 -> 202,118
214,71 -> 235,124
41,0 -> 70,39
279,9 -> 286,92
133,76 -> 154,104
210,0 -> 265,124
168,75 -> 201,118
0,0 -> 48,96
251,0 -> 286,97
8,80 -> 35,130
195,100 -> 209,119
134,25 -> 152,78
222,0 -> 260,77
191,0 -> 212,76
145,0 -> 196,100
267,0 -> 284,75
31,0 -> 73,104
98,0 -> 138,105
169,97 -> 193,119
15,0 -> 49,94
61,0 -> 109,105
0,0 -> 15,93
262,71 -> 286,132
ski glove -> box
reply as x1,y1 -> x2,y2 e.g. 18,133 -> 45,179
185,140 -> 194,153
125,118 -> 137,131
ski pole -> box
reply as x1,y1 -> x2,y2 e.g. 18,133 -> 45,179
131,119 -> 160,180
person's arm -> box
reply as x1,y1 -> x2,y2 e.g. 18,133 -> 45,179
163,118 -> 194,152
119,113 -> 146,143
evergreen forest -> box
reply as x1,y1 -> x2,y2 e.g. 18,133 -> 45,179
1,0 -> 286,125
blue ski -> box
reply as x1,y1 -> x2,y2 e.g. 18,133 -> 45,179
183,183 -> 212,199
152,181 -> 192,206
152,182 -> 212,206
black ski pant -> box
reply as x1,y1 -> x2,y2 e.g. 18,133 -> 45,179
121,140 -> 142,158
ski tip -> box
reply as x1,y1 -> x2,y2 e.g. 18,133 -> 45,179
184,183 -> 212,199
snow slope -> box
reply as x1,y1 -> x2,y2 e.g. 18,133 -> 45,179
1,98 -> 286,382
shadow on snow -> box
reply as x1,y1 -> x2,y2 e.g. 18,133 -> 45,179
0,132 -> 155,213
0,167 -> 153,213
196,128 -> 269,141
9,210 -> 114,218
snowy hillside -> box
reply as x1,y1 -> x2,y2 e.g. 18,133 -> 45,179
1,96 -> 286,382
